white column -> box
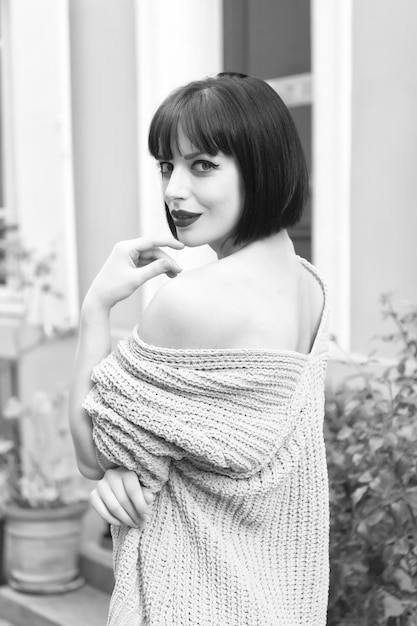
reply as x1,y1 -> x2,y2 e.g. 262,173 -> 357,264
311,0 -> 353,350
134,0 -> 223,309
7,0 -> 78,329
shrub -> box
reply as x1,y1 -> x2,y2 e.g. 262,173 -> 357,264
326,295 -> 417,626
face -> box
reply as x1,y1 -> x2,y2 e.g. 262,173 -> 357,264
158,127 -> 244,257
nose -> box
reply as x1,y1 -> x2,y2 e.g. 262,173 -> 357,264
164,165 -> 190,204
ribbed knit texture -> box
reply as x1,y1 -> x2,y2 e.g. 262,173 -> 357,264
83,258 -> 330,626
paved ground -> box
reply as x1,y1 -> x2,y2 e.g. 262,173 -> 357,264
0,584 -> 109,626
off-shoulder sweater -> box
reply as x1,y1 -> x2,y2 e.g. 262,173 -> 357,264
83,258 -> 330,626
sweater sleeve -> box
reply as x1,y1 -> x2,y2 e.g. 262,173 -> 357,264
82,337 -> 313,491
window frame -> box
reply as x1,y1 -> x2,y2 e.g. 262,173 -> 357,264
0,0 -> 79,327
0,0 -> 21,314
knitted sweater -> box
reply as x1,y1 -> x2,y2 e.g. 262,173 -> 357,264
83,259 -> 330,626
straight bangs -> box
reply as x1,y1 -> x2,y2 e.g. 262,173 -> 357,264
148,89 -> 235,161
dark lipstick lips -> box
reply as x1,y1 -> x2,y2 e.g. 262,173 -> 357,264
171,210 -> 201,228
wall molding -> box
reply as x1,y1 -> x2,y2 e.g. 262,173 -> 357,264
1,0 -> 79,328
267,73 -> 312,108
133,0 -> 222,312
311,0 -> 353,351
0,0 -> 16,224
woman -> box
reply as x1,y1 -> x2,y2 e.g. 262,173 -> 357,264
69,73 -> 329,625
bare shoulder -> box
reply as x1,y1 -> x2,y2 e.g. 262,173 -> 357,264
140,252 -> 326,353
140,264 -> 239,349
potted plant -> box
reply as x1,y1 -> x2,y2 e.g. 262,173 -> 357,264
0,226 -> 89,593
326,295 -> 417,625
0,389 -> 89,594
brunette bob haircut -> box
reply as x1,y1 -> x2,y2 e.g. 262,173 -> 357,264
148,72 -> 309,246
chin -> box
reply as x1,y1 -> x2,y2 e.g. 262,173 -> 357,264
176,231 -> 211,248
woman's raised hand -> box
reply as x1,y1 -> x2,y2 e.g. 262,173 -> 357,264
89,467 -> 156,528
84,237 -> 184,311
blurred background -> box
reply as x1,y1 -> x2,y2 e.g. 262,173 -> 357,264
0,0 -> 417,623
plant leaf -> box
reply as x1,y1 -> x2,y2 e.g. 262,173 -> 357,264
337,425 -> 354,440
393,537 -> 409,557
384,432 -> 398,447
356,520 -> 369,539
390,501 -> 410,527
383,593 -> 405,618
358,470 -> 373,484
392,568 -> 416,593
406,486 -> 417,514
352,486 -> 368,507
369,436 -> 385,453
367,508 -> 385,526
0,439 -> 14,455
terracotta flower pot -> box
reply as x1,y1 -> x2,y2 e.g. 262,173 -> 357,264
3,500 -> 88,594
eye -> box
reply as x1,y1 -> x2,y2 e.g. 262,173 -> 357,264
192,160 -> 219,173
158,162 -> 173,178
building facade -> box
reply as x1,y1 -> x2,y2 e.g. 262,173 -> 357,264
1,0 -> 417,401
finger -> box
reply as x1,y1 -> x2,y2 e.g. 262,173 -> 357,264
152,238 -> 185,250
143,487 -> 156,505
121,472 -> 153,518
137,249 -> 182,274
106,469 -> 150,522
104,469 -> 152,523
89,489 -> 129,527
122,237 -> 185,253
138,257 -> 182,282
95,480 -> 141,527
137,248 -> 178,264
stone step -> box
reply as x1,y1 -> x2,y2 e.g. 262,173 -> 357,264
0,583 -> 109,626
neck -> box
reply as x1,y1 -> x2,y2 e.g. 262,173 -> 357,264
213,230 -> 293,260
212,237 -> 246,259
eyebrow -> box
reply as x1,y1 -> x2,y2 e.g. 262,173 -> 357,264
182,151 -> 205,160
159,151 -> 212,161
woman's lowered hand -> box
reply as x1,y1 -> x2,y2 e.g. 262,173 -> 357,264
90,467 -> 156,528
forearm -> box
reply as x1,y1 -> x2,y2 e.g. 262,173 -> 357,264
69,298 -> 112,479
68,237 -> 183,479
